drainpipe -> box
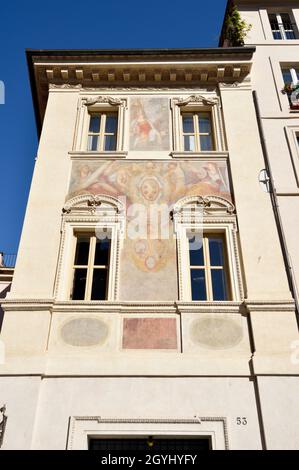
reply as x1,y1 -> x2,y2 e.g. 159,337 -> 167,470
253,90 -> 299,328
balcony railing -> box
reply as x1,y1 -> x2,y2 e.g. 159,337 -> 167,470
0,253 -> 17,268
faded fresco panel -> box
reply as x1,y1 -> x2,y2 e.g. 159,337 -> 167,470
122,318 -> 178,349
67,160 -> 232,301
119,237 -> 178,300
129,97 -> 170,150
68,160 -> 231,204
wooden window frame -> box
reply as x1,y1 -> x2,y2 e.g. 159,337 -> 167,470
181,112 -> 214,152
188,232 -> 231,301
71,233 -> 111,301
87,112 -> 118,152
268,12 -> 296,40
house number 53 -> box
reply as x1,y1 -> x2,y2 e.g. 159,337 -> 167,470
236,417 -> 247,425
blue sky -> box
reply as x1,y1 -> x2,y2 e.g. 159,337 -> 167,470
0,0 -> 227,255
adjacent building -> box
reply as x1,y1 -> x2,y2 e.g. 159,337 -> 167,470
0,3 -> 299,450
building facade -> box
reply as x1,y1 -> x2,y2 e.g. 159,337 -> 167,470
220,0 -> 299,448
0,39 -> 298,449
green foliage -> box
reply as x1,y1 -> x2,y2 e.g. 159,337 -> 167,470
224,6 -> 252,46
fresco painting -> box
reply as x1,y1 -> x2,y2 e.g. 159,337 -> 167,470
68,160 -> 231,206
129,97 -> 170,150
68,160 -> 232,299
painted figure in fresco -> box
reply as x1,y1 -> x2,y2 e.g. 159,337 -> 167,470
130,98 -> 169,150
68,161 -> 231,273
69,161 -> 230,203
130,238 -> 171,272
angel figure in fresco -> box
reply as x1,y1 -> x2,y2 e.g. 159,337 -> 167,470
69,161 -> 131,200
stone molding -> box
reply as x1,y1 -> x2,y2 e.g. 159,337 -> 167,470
68,416 -> 229,450
1,299 -> 295,313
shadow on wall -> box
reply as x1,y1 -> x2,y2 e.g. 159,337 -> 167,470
0,285 -> 11,332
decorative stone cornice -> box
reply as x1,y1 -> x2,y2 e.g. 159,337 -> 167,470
49,83 -> 82,90
175,94 -> 219,106
173,195 -> 235,217
1,298 -> 295,314
62,194 -> 125,215
244,300 -> 296,312
30,49 -> 253,131
82,95 -> 127,107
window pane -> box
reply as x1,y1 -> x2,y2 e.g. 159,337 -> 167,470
72,268 -> 87,300
94,238 -> 110,266
188,234 -> 204,266
91,268 -> 108,300
74,237 -> 90,265
209,238 -> 224,266
182,115 -> 194,133
184,135 -> 195,151
281,13 -> 291,28
87,135 -> 98,151
282,69 -> 292,84
104,134 -> 117,151
211,269 -> 227,301
190,269 -> 207,301
269,14 -> 282,39
89,115 -> 101,133
105,115 -> 118,133
198,114 -> 211,134
285,31 -> 296,40
269,13 -> 278,29
200,135 -> 213,151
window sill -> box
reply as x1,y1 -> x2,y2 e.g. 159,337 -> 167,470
69,151 -> 128,160
170,151 -> 228,159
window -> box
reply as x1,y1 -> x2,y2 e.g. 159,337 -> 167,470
269,13 -> 296,40
87,112 -> 118,151
282,66 -> 299,110
171,95 -> 225,155
71,233 -> 111,300
188,233 -> 230,301
174,195 -> 242,302
282,67 -> 299,86
182,112 -> 213,151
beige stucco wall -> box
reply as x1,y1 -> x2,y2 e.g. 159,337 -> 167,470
26,377 -> 262,450
8,90 -> 78,299
258,376 -> 299,450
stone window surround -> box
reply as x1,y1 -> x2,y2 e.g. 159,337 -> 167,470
73,95 -> 128,157
54,194 -> 124,301
173,196 -> 243,303
170,94 -> 227,157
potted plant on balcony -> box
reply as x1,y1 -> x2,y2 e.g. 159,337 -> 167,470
282,82 -> 299,109
223,5 -> 252,47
